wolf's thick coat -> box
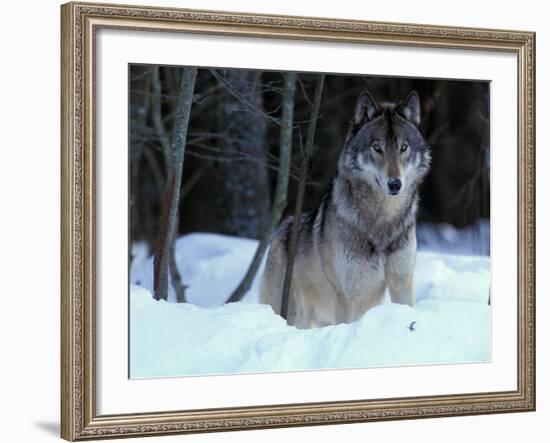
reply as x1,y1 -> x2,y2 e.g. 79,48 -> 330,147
260,91 -> 431,328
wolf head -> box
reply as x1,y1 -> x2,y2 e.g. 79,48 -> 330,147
339,91 -> 431,197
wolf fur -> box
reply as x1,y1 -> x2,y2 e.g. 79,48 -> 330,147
260,90 -> 431,329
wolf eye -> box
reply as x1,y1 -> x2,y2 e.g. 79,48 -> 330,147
400,142 -> 409,152
372,143 -> 382,154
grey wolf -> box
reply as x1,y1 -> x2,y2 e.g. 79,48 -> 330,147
260,90 -> 431,329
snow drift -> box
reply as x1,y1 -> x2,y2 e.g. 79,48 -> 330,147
130,233 -> 491,378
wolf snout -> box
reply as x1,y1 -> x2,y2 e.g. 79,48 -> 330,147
387,178 -> 402,195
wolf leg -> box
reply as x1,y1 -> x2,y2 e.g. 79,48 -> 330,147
386,230 -> 416,306
294,298 -> 313,329
388,272 -> 414,306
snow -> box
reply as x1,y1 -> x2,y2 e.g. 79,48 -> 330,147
131,233 -> 265,306
130,232 -> 491,378
417,219 -> 490,256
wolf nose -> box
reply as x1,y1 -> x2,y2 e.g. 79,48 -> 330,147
387,178 -> 402,194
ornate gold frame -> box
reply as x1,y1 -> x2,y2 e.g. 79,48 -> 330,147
60,1 -> 536,440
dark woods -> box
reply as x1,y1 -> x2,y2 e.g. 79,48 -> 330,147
129,65 -> 490,303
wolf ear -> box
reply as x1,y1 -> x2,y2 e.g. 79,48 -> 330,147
353,91 -> 380,125
399,91 -> 421,126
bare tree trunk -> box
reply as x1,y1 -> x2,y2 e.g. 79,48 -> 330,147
212,69 -> 270,239
151,66 -> 187,303
226,72 -> 297,303
153,67 -> 198,301
151,66 -> 172,171
169,223 -> 187,303
142,146 -> 165,198
280,75 -> 325,319
129,67 -> 151,248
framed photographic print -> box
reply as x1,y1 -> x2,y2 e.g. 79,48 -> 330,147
60,1 -> 536,440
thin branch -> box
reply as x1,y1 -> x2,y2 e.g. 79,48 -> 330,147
142,146 -> 165,194
226,72 -> 297,303
138,132 -> 322,187
130,67 -> 153,82
209,69 -> 284,126
182,148 -> 321,187
296,74 -> 314,107
129,70 -> 151,243
151,66 -> 171,169
280,74 -> 325,319
180,161 -> 211,199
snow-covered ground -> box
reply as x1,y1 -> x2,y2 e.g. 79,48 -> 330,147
130,230 -> 491,378
131,234 -> 265,306
417,220 -> 490,256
